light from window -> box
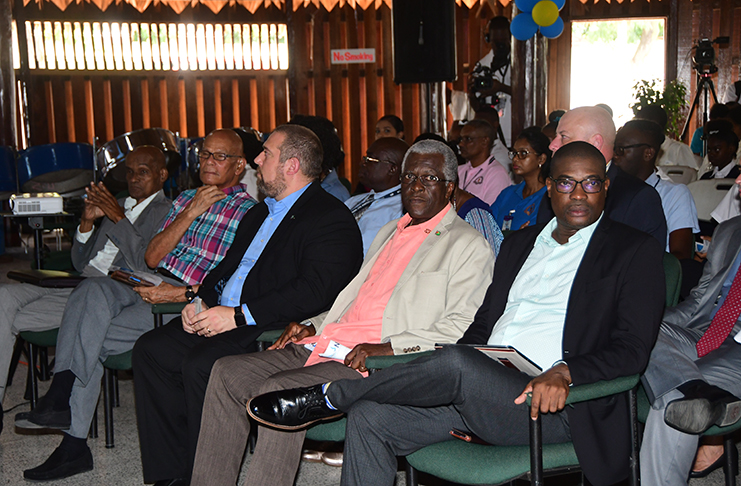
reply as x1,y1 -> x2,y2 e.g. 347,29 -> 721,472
11,20 -> 289,72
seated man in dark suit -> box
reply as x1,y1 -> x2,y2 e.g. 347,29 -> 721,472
132,124 -> 364,486
0,146 -> 171,436
249,142 -> 666,486
539,105 -> 667,245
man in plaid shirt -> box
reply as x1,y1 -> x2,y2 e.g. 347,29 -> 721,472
17,129 -> 256,482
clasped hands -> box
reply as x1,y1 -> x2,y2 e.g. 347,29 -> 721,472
80,182 -> 126,231
268,322 -> 393,371
514,363 -> 571,419
180,301 -> 237,337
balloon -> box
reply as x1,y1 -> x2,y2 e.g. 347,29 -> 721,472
552,0 -> 565,10
531,0 -> 559,27
510,13 -> 539,41
539,16 -> 564,38
514,0 -> 540,13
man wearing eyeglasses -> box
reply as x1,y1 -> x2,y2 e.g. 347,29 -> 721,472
457,119 -> 512,205
186,140 -> 495,486
344,137 -> 408,255
17,130 -> 256,481
247,141 -> 665,486
541,106 -> 667,245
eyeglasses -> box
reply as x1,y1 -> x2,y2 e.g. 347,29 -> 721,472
198,150 -> 241,162
400,173 -> 453,186
361,155 -> 396,167
613,143 -> 651,156
549,177 -> 605,194
508,149 -> 533,160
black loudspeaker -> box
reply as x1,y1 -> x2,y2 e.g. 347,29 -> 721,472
392,0 -> 457,84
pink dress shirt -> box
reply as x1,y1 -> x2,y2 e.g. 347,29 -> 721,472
458,156 -> 512,206
300,205 -> 453,369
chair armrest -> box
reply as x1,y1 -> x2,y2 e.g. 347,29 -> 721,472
8,269 -> 85,288
366,351 -> 434,370
524,374 -> 640,407
257,329 -> 285,344
151,302 -> 187,314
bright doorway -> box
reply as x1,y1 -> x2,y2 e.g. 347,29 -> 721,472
570,18 -> 666,128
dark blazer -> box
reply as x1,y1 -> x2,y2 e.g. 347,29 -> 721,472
537,164 -> 668,245
198,181 -> 363,340
700,164 -> 741,180
70,191 -> 172,275
459,217 -> 665,485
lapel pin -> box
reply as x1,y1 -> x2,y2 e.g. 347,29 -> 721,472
435,231 -> 441,235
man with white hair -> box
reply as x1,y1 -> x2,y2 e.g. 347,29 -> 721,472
539,106 -> 667,244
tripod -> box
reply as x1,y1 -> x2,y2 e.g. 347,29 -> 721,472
681,70 -> 718,156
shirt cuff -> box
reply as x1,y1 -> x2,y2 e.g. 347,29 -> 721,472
75,225 -> 94,244
242,303 -> 256,326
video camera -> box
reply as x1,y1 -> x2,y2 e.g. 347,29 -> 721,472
692,37 -> 729,74
470,63 -> 499,104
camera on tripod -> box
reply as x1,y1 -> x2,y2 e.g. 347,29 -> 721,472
692,37 -> 729,75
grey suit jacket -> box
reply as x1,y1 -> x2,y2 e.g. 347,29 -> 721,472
71,191 -> 172,276
664,216 -> 741,331
309,207 -> 496,354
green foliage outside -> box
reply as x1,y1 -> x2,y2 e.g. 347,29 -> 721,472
572,22 -> 617,43
630,79 -> 689,139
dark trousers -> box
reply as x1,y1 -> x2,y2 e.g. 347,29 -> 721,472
327,346 -> 572,486
132,317 -> 262,482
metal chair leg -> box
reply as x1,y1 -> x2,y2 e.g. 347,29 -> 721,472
103,367 -> 115,448
89,407 -> 98,439
27,342 -> 39,409
114,371 -> 120,407
629,387 -> 640,486
7,338 -> 25,387
529,413 -> 544,486
38,346 -> 50,381
405,460 -> 419,486
723,435 -> 737,486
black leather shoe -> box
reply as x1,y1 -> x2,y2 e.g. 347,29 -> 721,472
247,384 -> 343,430
665,382 -> 741,434
23,443 -> 93,480
15,396 -> 71,430
153,479 -> 190,486
689,445 -> 737,479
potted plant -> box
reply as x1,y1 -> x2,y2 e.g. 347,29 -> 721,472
630,79 -> 688,139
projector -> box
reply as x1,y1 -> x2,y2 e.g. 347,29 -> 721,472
10,193 -> 64,215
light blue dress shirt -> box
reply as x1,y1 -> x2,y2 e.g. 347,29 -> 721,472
487,215 -> 603,370
344,185 -> 404,256
648,170 -> 700,252
219,183 -> 311,325
321,170 -> 351,202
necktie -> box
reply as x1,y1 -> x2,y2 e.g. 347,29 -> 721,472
350,193 -> 374,222
696,266 -> 741,357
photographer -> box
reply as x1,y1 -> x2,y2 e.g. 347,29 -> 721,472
468,16 -> 512,146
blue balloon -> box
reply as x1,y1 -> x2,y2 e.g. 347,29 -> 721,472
552,0 -> 565,9
539,16 -> 564,39
515,0 -> 540,13
510,13 -> 539,41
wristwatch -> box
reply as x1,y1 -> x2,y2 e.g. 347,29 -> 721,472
234,306 -> 247,327
185,285 -> 196,303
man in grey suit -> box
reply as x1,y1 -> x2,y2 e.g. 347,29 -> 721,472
0,146 -> 170,433
641,211 -> 741,485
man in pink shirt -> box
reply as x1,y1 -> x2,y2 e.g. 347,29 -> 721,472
188,140 -> 495,486
458,119 -> 512,205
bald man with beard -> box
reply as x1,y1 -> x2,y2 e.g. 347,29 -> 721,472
538,106 -> 667,245
345,137 -> 409,255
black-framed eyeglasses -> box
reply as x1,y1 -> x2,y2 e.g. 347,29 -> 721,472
400,173 -> 453,186
362,155 -> 396,167
549,177 -> 605,194
198,150 -> 241,162
613,143 -> 651,156
508,149 -> 533,160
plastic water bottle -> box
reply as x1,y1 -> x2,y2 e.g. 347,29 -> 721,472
502,210 -> 515,231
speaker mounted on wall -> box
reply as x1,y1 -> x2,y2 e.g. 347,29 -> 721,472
392,0 -> 457,84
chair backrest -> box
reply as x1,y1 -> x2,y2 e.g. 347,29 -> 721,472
659,165 -> 697,185
662,252 -> 682,308
687,179 -> 735,221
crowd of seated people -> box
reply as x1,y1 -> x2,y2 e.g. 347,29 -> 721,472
1,97 -> 741,486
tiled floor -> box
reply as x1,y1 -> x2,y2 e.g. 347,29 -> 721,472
0,245 -> 738,486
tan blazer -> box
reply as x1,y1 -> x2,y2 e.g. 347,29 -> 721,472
309,207 -> 495,354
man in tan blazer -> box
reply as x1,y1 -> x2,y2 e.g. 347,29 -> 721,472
187,140 -> 495,486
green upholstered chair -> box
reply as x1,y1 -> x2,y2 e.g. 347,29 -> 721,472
151,302 -> 187,327
663,252 -> 682,308
18,328 -> 59,408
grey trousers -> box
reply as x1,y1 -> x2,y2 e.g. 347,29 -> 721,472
191,344 -> 362,486
54,277 -> 155,438
0,284 -> 73,403
640,322 -> 741,485
327,345 -> 572,486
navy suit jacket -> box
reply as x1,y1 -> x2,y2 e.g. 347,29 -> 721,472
459,217 -> 665,485
537,164 -> 667,245
197,181 -> 364,348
